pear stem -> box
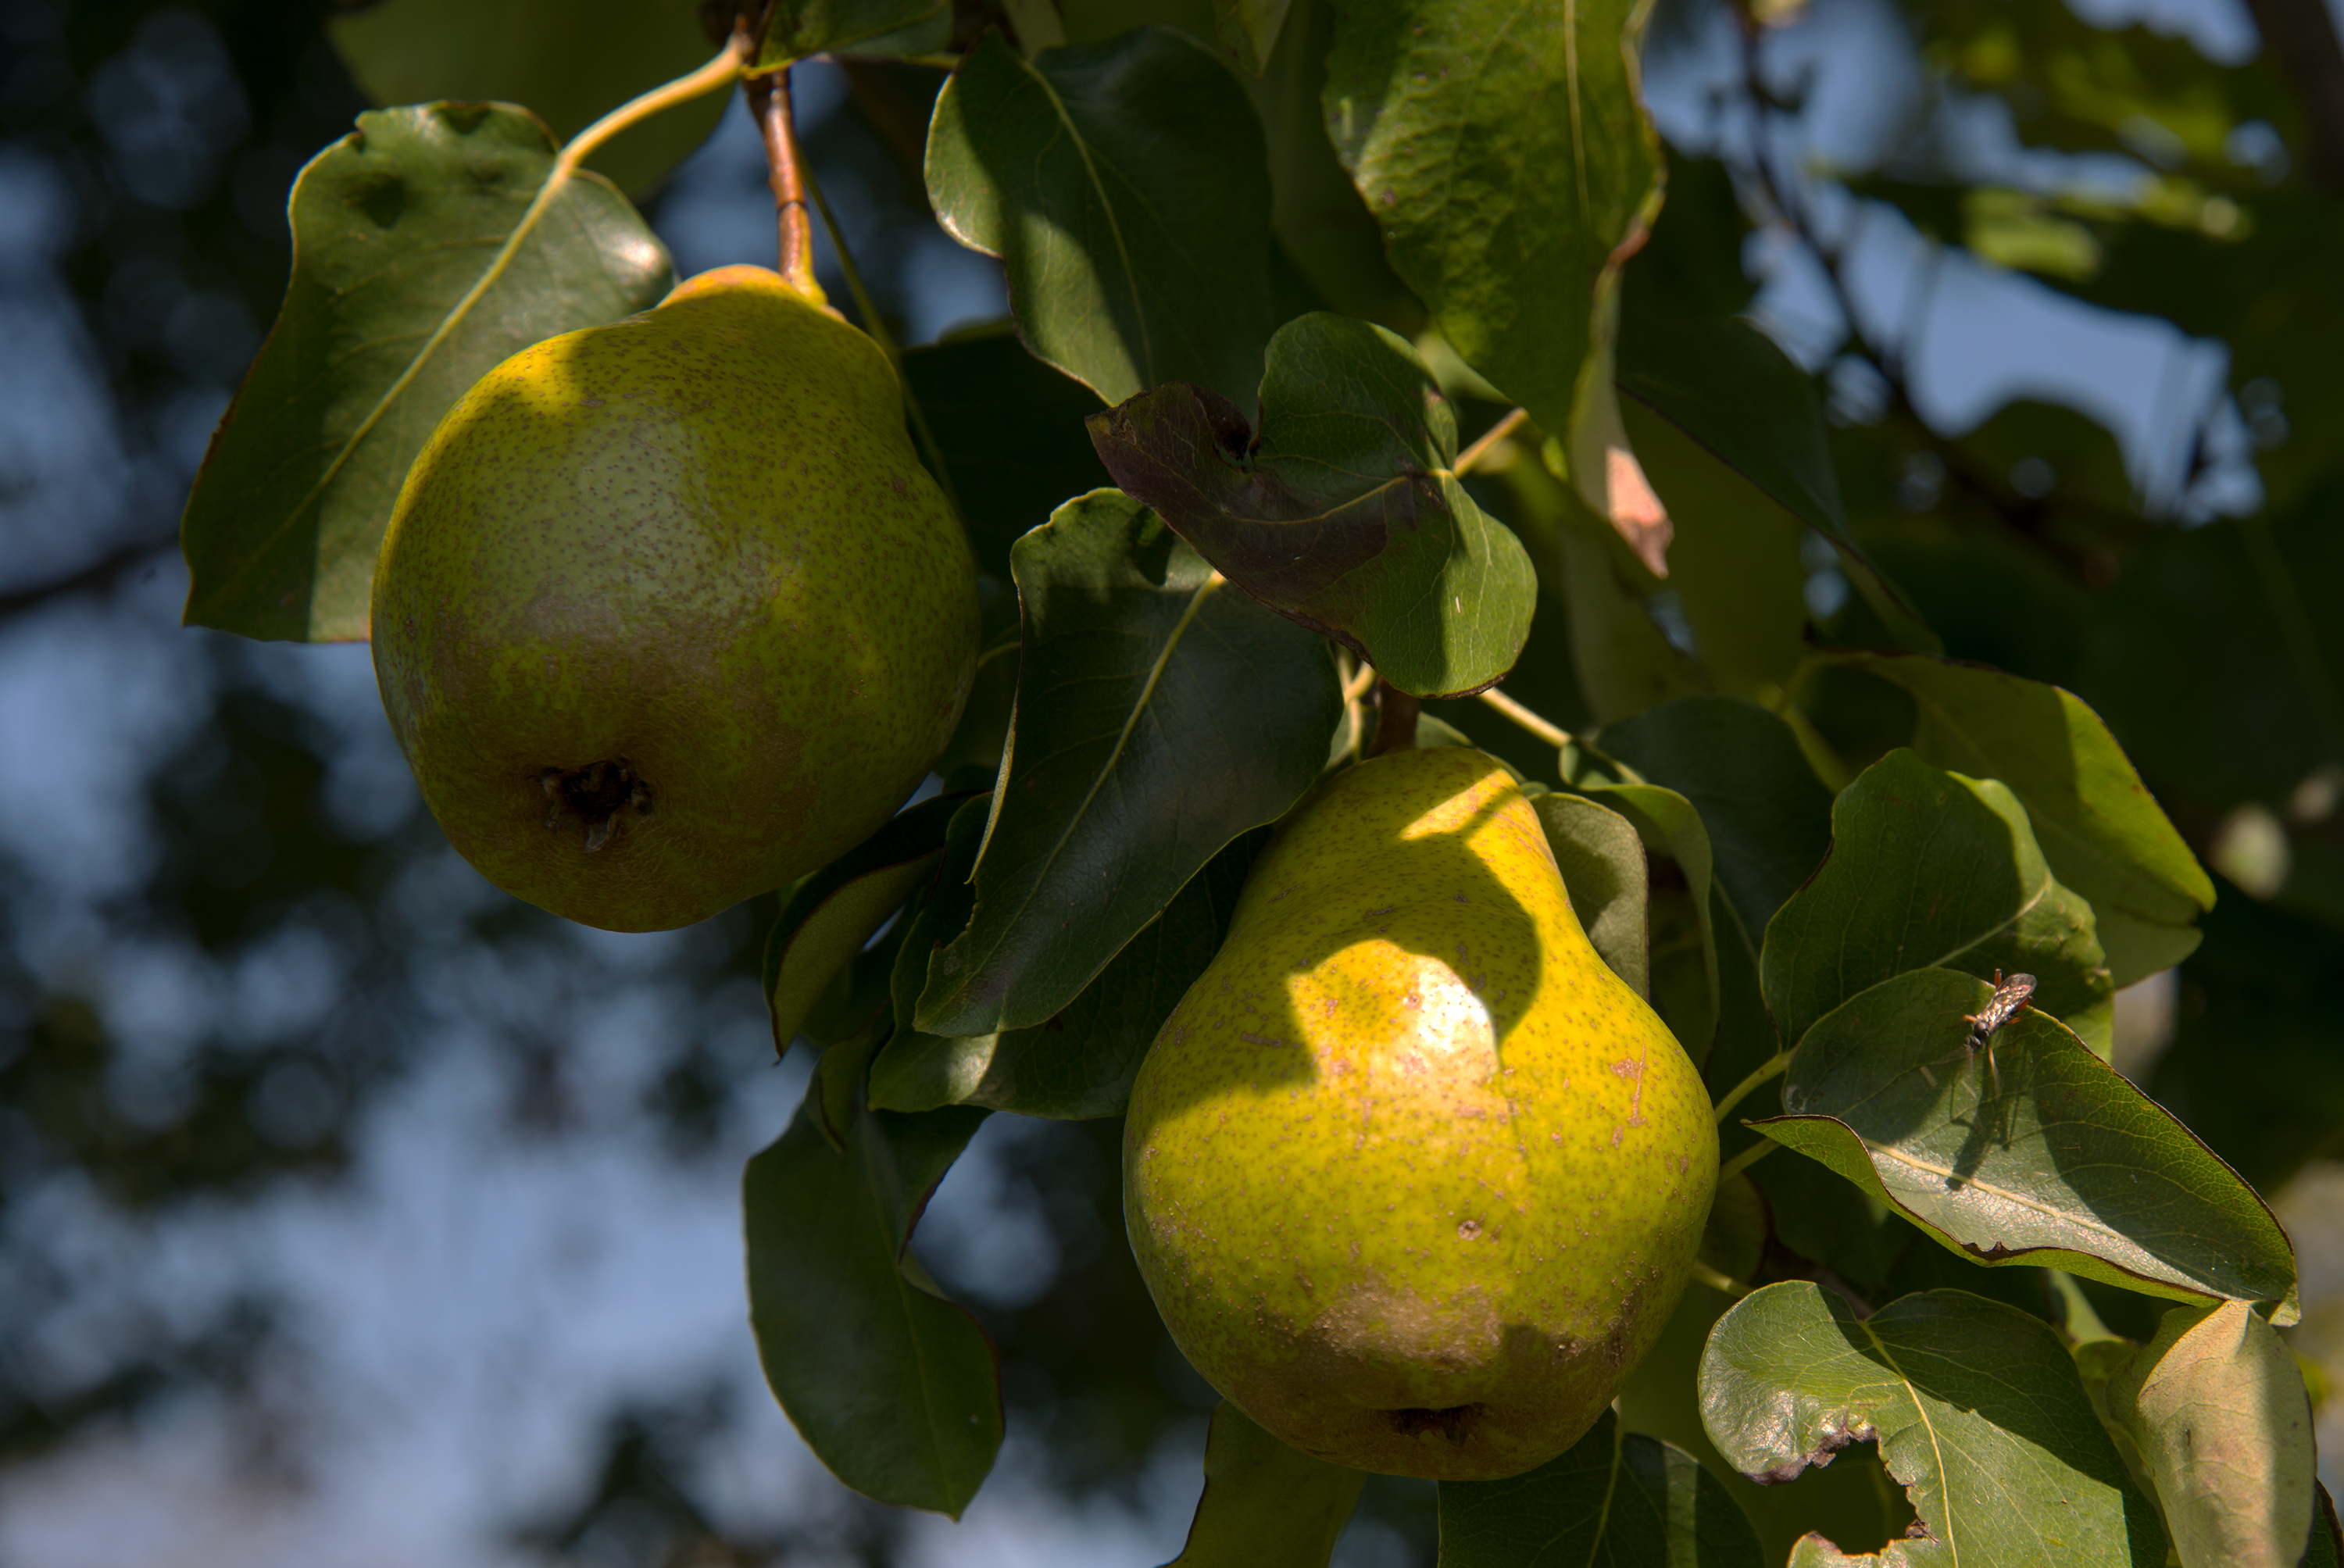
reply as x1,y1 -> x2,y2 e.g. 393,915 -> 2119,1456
1476,687 -> 1571,748
1686,1260 -> 1752,1298
1454,407 -> 1528,476
747,65 -> 821,300
1365,680 -> 1419,756
563,30 -> 749,170
1717,1138 -> 1778,1184
1712,1048 -> 1792,1123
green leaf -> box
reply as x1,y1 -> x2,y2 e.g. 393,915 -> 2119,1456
925,27 -> 1276,408
1617,315 -> 1938,657
1819,653 -> 2215,988
1761,749 -> 2114,1057
1437,1407 -> 1765,1567
180,105 -> 672,642
1581,696 -> 1835,958
913,491 -> 1341,1036
329,0 -> 728,196
901,329 -> 1110,580
1088,313 -> 1537,698
1558,779 -> 1720,1063
1162,1401 -> 1365,1567
874,811 -> 1262,1118
2106,1302 -> 2317,1568
756,0 -> 952,64
1753,966 -> 2299,1323
1321,0 -> 1660,473
1533,792 -> 1649,998
1699,1282 -> 2169,1566
2308,1486 -> 2342,1568
1213,0 -> 1297,73
742,1036 -> 1000,1516
763,795 -> 967,1053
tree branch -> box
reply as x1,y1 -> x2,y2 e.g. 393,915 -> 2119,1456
745,66 -> 820,298
2239,0 -> 2344,190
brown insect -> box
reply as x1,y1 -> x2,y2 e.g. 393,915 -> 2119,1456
1961,970 -> 2037,1099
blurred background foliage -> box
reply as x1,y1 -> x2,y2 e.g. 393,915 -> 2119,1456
0,0 -> 2341,1561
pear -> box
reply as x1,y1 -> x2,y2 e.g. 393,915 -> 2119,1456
1123,746 -> 1717,1480
372,265 -> 979,932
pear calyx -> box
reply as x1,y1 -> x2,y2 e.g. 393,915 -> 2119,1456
538,759 -> 653,854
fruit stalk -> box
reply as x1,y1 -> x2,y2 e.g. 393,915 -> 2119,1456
746,65 -> 822,301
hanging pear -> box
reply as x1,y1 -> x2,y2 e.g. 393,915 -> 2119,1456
1124,745 -> 1717,1479
372,265 -> 979,932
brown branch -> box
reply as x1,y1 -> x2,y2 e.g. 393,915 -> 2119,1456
745,66 -> 819,297
2239,0 -> 2344,190
0,532 -> 179,620
1365,680 -> 1419,756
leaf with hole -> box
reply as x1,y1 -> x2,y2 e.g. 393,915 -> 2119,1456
912,491 -> 1340,1038
1699,1282 -> 2168,1566
1088,312 -> 1537,698
181,105 -> 671,642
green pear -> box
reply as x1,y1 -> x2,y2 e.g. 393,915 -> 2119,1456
371,265 -> 979,932
1123,746 -> 1717,1479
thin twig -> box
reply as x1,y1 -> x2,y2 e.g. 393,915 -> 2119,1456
745,66 -> 819,298
1717,1139 -> 1778,1184
1476,687 -> 1570,748
1712,1047 -> 1791,1123
1455,407 -> 1528,476
1687,1260 -> 1753,1298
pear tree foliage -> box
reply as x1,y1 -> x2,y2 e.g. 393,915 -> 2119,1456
178,0 -> 2340,1561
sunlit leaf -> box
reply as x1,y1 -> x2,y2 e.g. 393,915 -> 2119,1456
1819,653 -> 2214,988
925,27 -> 1275,407
181,105 -> 671,641
2107,1302 -> 2317,1568
1752,966 -> 2298,1321
1322,0 -> 1660,498
1762,749 -> 2114,1056
911,491 -> 1339,1037
1438,1407 -> 1764,1567
1089,313 -> 1537,698
1700,1282 -> 2168,1566
743,1036 -> 999,1516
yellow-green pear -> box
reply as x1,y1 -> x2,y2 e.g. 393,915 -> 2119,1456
1124,746 -> 1717,1479
371,265 -> 979,932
